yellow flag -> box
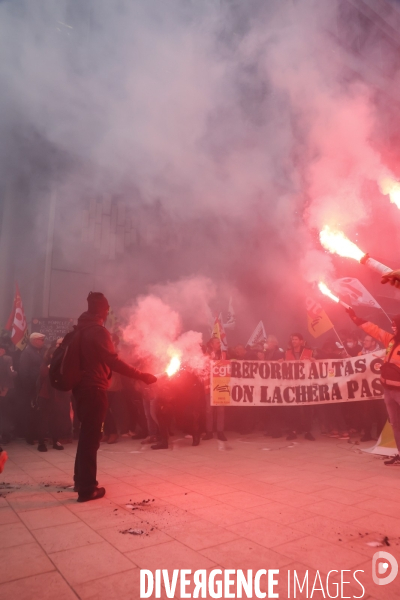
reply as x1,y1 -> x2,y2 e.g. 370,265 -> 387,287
305,296 -> 334,338
211,314 -> 228,350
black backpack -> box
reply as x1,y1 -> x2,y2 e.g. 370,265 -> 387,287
49,329 -> 84,391
380,343 -> 400,386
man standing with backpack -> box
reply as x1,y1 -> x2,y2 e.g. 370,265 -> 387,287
68,292 -> 157,502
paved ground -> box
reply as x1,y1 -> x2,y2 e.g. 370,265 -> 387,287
0,433 -> 399,599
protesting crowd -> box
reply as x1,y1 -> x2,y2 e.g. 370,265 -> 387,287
0,307 -> 392,451
1,268 -> 400,500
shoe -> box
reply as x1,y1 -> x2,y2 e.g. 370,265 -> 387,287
53,442 -> 64,450
192,434 -> 200,446
100,434 -> 109,443
141,436 -> 158,445
360,434 -> 373,442
77,487 -> 106,503
305,432 -> 315,441
202,432 -> 213,440
286,432 -> 297,441
37,443 -> 47,452
151,442 -> 168,450
338,434 -> 350,440
107,433 -> 119,444
217,432 -> 227,442
384,454 -> 400,466
329,431 -> 339,438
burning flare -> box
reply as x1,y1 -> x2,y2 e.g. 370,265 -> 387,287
319,226 -> 392,277
319,226 -> 365,261
165,356 -> 181,377
318,281 -> 351,310
380,177 -> 400,210
318,282 -> 339,303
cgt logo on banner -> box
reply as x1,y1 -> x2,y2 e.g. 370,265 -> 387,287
211,351 -> 385,406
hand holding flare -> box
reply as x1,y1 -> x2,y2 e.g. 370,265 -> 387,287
319,226 -> 392,277
156,356 -> 181,379
318,282 -> 350,310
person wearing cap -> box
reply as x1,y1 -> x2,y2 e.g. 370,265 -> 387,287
73,292 -> 157,502
18,332 -> 46,445
346,308 -> 400,465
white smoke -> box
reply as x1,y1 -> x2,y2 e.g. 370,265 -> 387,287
1,0 -> 399,337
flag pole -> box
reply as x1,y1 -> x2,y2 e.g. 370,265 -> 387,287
332,326 -> 350,357
379,307 -> 393,327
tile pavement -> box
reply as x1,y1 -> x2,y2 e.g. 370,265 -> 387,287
0,434 -> 399,599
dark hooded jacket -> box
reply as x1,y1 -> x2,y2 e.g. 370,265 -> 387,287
75,312 -> 142,390
18,343 -> 45,396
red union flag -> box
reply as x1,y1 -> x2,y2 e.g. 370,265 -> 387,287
8,284 -> 29,350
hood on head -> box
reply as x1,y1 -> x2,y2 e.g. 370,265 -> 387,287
77,311 -> 104,329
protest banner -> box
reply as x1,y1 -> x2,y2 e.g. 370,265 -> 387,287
31,317 -> 74,343
211,350 -> 385,406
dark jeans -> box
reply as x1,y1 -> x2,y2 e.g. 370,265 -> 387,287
36,397 -> 60,445
0,390 -> 14,441
56,392 -> 73,439
104,391 -> 131,435
265,406 -> 286,435
359,399 -> 387,437
104,392 -> 118,436
286,405 -> 314,433
71,395 -> 81,439
22,392 -> 37,441
176,391 -> 203,437
155,400 -> 174,445
73,387 -> 108,495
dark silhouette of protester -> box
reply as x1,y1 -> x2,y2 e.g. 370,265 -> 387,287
72,292 -> 157,502
202,337 -> 227,442
284,333 -> 315,442
262,335 -> 286,439
0,342 -> 16,444
18,333 -> 46,444
35,344 -> 65,452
